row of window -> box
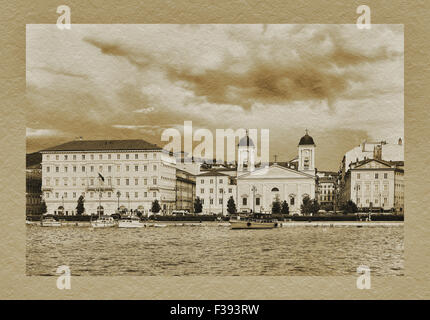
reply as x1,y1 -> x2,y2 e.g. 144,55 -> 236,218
199,188 -> 233,194
321,190 -> 333,194
356,172 -> 389,180
45,153 -> 158,161
45,164 -> 158,173
45,191 -> 158,199
320,184 -> 334,189
44,177 -> 159,187
201,196 -> 302,207
201,198 -> 226,205
199,178 -> 228,185
356,197 -> 388,205
355,183 -> 389,192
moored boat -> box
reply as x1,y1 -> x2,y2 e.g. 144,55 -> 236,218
230,216 -> 278,230
118,216 -> 146,228
41,216 -> 62,227
91,215 -> 116,228
153,223 -> 167,228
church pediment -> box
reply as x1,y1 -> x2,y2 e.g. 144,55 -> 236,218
237,164 -> 315,180
354,159 -> 392,169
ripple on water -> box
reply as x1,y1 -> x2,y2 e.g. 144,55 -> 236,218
26,225 -> 404,276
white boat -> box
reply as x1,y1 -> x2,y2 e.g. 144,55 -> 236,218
91,215 -> 116,228
153,223 -> 167,228
41,216 -> 61,227
230,218 -> 278,230
118,217 -> 146,228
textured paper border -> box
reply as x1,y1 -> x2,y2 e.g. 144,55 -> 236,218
1,0 -> 429,299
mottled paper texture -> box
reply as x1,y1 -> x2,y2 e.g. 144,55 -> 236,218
1,0 -> 430,299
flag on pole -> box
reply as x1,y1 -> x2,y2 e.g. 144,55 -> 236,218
98,172 -> 105,182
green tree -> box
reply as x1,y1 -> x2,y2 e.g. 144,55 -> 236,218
151,199 -> 161,214
301,196 -> 320,215
281,200 -> 289,215
226,196 -> 236,215
271,195 -> 281,214
341,200 -> 358,214
76,195 -> 85,215
40,200 -> 47,215
194,197 -> 203,214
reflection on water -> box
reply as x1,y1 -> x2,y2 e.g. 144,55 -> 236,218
26,224 -> 404,276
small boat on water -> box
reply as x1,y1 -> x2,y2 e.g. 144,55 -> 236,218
41,216 -> 61,227
153,223 -> 167,228
91,215 -> 116,228
230,214 -> 278,230
118,216 -> 146,228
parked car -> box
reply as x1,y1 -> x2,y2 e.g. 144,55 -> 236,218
171,210 -> 188,216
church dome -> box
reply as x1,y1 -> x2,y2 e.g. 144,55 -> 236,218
299,131 -> 315,146
238,135 -> 255,147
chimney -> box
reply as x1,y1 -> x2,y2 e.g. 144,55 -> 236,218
373,145 -> 382,160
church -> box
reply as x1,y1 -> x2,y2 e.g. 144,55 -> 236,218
236,131 -> 317,215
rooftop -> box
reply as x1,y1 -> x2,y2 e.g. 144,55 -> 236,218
197,170 -> 230,177
41,139 -> 162,152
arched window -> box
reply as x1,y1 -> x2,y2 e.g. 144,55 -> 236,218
97,206 -> 104,215
289,194 -> 296,206
271,187 -> 279,192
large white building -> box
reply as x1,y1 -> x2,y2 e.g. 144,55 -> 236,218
344,158 -> 404,213
236,131 -> 317,215
195,131 -> 318,215
40,139 -> 176,216
195,170 -> 237,215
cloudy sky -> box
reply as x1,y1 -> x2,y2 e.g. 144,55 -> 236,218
26,24 -> 403,170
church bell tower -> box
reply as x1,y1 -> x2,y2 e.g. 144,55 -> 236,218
298,129 -> 316,175
237,131 -> 255,175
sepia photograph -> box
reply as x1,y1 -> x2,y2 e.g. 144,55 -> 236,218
25,24 -> 404,277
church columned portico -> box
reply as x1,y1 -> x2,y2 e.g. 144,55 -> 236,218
237,168 -> 316,214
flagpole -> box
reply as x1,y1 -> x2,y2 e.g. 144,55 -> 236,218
98,176 -> 101,218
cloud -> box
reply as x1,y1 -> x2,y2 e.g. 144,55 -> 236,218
25,24 -> 403,171
133,107 -> 155,114
164,25 -> 402,110
83,37 -> 153,69
34,66 -> 89,79
112,124 -> 161,130
26,128 -> 64,137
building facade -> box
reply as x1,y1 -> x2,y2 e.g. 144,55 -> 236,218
345,158 -> 404,212
40,139 -> 176,216
175,169 -> 196,213
236,131 -> 317,215
26,152 -> 43,215
316,171 -> 338,211
195,170 -> 237,215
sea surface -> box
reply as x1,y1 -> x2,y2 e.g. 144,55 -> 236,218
26,223 -> 404,276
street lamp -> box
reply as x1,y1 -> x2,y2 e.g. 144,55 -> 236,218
98,191 -> 102,217
221,188 -> 224,216
251,186 -> 257,214
61,195 -> 64,215
116,191 -> 121,212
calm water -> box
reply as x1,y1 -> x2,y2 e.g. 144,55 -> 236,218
26,223 -> 404,276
